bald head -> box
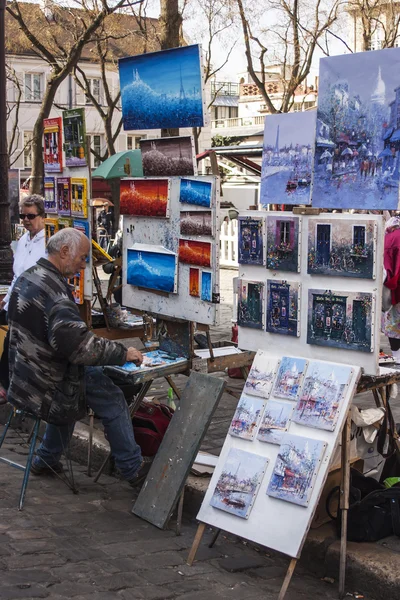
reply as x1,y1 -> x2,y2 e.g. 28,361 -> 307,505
47,228 -> 90,277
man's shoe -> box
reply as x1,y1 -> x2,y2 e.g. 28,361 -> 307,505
31,461 -> 64,476
128,456 -> 153,487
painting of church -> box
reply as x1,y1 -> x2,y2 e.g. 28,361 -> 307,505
313,48 -> 400,210
237,280 -> 264,330
273,356 -> 308,401
266,280 -> 300,337
266,215 -> 300,272
307,289 -> 373,352
238,216 -> 264,265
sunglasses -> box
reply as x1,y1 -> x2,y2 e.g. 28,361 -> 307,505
20,213 -> 39,220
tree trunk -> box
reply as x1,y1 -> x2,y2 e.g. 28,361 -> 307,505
160,0 -> 182,138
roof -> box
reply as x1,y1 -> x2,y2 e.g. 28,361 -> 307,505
212,96 -> 239,107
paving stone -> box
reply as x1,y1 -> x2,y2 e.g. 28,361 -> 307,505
99,541 -> 143,559
9,540 -> 58,555
90,572 -> 145,591
172,562 -> 216,577
5,529 -> 56,541
247,565 -> 287,581
139,568 -> 186,586
178,544 -> 223,561
1,570 -> 59,586
134,550 -> 186,570
120,585 -> 176,600
0,585 -> 49,599
44,583 -> 97,597
4,553 -> 67,570
219,555 -> 267,572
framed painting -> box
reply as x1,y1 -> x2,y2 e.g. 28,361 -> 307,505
229,393 -> 265,441
180,211 -> 212,236
266,215 -> 300,272
273,356 -> 308,401
237,280 -> 264,330
257,399 -> 294,445
266,279 -> 300,337
71,178 -> 88,218
201,271 -> 212,302
44,177 -> 57,214
56,177 -> 71,216
178,239 -> 211,267
244,351 -> 279,399
179,178 -> 212,208
189,268 -> 200,297
43,117 -> 63,173
127,244 -> 177,294
120,178 -> 170,217
140,136 -> 197,176
238,216 -> 264,266
63,108 -> 87,168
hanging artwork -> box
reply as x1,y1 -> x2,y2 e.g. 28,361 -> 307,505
66,271 -> 84,305
273,356 -> 308,401
73,219 -> 90,237
43,117 -> 63,173
179,239 -> 211,267
119,45 -> 205,130
56,177 -> 71,216
313,48 -> 400,210
44,177 -> 57,213
237,280 -> 264,330
180,211 -> 212,236
140,136 -> 197,176
267,434 -> 327,507
201,271 -> 212,302
71,178 -> 88,218
180,178 -> 212,208
293,361 -> 353,431
266,280 -> 300,337
189,268 -> 200,297
229,393 -> 265,440
44,218 -> 58,244
266,215 -> 300,272
62,108 -> 87,167
244,351 -> 279,398
307,289 -> 373,353
257,399 -> 294,445
210,448 -> 268,519
127,244 -> 177,293
307,218 -> 376,279
120,178 -> 169,217
58,217 -> 72,229
260,111 -> 315,206
238,216 -> 264,265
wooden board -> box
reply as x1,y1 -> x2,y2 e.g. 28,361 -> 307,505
132,371 -> 226,528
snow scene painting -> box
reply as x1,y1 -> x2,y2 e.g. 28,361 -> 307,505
313,48 -> 400,210
210,448 -> 268,519
244,351 -> 279,398
180,211 -> 212,236
293,361 -> 352,431
229,393 -> 265,440
179,178 -> 212,208
238,216 -> 264,265
120,179 -> 169,217
119,45 -> 205,130
266,215 -> 300,272
273,356 -> 308,401
237,280 -> 264,330
266,279 -> 300,337
201,271 -> 212,302
260,111 -> 316,206
257,399 -> 293,445
140,136 -> 197,176
179,239 -> 211,267
127,245 -> 177,293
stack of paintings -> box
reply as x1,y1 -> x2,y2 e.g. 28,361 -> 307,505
237,280 -> 264,330
266,280 -> 300,337
238,216 -> 264,265
266,215 -> 300,272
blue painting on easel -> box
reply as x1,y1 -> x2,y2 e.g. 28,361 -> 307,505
127,247 -> 177,293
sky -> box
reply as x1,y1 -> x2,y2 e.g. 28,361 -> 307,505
263,111 -> 317,147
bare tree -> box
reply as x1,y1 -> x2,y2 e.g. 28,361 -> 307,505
347,0 -> 400,51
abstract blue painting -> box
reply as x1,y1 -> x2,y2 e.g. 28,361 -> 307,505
180,178 -> 212,207
201,272 -> 212,302
119,45 -> 205,130
127,245 -> 177,293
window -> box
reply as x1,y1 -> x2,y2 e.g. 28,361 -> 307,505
86,78 -> 102,104
214,106 -> 238,120
24,73 -> 43,102
87,134 -> 104,167
23,132 -> 32,168
127,135 -> 146,150
353,226 -> 365,248
280,221 -> 290,245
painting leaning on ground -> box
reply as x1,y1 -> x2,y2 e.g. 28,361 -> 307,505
140,136 -> 196,176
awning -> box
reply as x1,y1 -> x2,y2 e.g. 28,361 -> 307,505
390,128 -> 400,142
379,148 -> 393,158
212,96 -> 239,107
383,127 -> 394,141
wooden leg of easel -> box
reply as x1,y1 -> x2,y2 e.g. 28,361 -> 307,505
278,558 -> 297,600
176,486 -> 185,536
87,409 -> 94,477
209,528 -> 221,548
187,522 -> 206,566
339,412 -> 351,599
92,266 -> 111,331
205,326 -> 215,361
165,375 -> 181,401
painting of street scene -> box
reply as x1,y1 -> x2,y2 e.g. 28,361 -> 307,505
293,361 -> 352,431
313,48 -> 400,210
179,178 -> 212,208
267,434 -> 326,507
120,179 -> 169,217
267,280 -> 300,337
307,219 -> 376,279
229,393 -> 266,440
260,111 -> 316,206
238,216 -> 264,265
140,136 -> 197,176
257,399 -> 293,445
180,211 -> 212,236
273,356 -> 308,401
307,289 -> 373,353
119,45 -> 204,130
237,280 -> 264,330
127,245 -> 177,293
244,351 -> 279,398
266,215 -> 300,272
210,448 -> 268,519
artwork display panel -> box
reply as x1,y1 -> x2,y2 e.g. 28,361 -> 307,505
266,280 -> 300,337
140,136 -> 197,176
238,216 -> 264,266
119,45 -> 205,130
56,177 -> 71,216
307,219 -> 376,279
307,289 -> 374,353
180,211 -> 212,236
43,117 -> 63,173
260,111 -> 316,206
273,356 -> 308,401
179,239 -> 211,268
313,48 -> 400,210
237,280 -> 264,330
210,448 -> 268,519
244,351 -> 279,399
201,271 -> 212,302
63,108 -> 87,167
71,178 -> 88,218
229,393 -> 266,441
179,178 -> 212,208
127,244 -> 177,294
257,399 -> 294,445
120,178 -> 170,218
44,177 -> 57,213
266,215 -> 300,272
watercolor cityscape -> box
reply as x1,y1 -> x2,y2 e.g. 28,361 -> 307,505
266,280 -> 300,337
266,215 -> 300,272
237,280 -> 264,330
257,399 -> 293,445
238,216 -> 264,265
127,246 -> 177,293
229,393 -> 265,440
140,136 -> 196,176
179,178 -> 212,208
273,357 -> 308,401
180,211 -> 212,236
244,351 -> 279,398
179,239 -> 211,267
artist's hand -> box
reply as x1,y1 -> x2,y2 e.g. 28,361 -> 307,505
126,347 -> 143,366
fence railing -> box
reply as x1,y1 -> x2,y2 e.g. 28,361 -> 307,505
220,219 -> 238,268
212,115 -> 265,129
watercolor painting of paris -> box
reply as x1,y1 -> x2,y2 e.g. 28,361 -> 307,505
244,351 -> 279,398
229,393 -> 265,440
257,399 -> 294,445
273,357 -> 308,401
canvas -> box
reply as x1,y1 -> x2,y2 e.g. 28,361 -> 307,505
307,289 -> 373,352
238,216 -> 264,265
120,178 -> 169,217
229,393 -> 265,440
63,108 -> 87,167
201,271 -> 212,302
237,280 -> 264,330
119,45 -> 205,130
293,361 -> 353,431
43,117 -> 63,173
307,219 -> 376,279
180,211 -> 212,236
210,448 -> 268,519
189,268 -> 200,297
180,178 -> 212,208
244,351 -> 279,398
71,178 -> 88,218
257,399 -> 294,445
267,433 -> 327,507
44,177 -> 57,213
73,219 -> 90,237
116,350 -> 187,372
140,136 -> 197,176
266,280 -> 300,337
45,218 -> 58,244
266,215 -> 300,272
179,239 -> 211,267
273,356 -> 308,401
313,48 -> 400,210
127,244 -> 177,293
56,177 -> 71,216
260,111 -> 316,206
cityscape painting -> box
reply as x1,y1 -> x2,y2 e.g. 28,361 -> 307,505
44,177 -> 57,213
257,399 -> 294,445
293,361 -> 352,431
179,239 -> 211,267
237,280 -> 264,330
127,245 -> 177,293
267,434 -> 327,507
119,45 -> 205,130
229,393 -> 266,440
313,48 -> 400,210
266,215 -> 300,272
210,448 -> 268,519
120,179 -> 169,217
260,111 -> 316,206
244,351 -> 279,398
238,216 -> 264,265
201,271 -> 212,302
189,268 -> 200,297
179,178 -> 212,207
266,280 -> 300,337
140,136 -> 197,176
180,211 -> 212,236
273,356 -> 308,401
307,289 -> 373,352
307,218 -> 376,279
